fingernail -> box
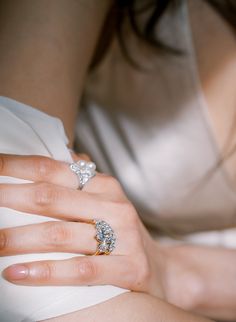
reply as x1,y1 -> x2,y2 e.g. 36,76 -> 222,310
3,264 -> 29,280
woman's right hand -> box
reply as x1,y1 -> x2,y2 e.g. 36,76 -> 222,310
0,153 -> 234,321
0,153 -> 167,300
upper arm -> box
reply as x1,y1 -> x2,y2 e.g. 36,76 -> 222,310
0,0 -> 111,142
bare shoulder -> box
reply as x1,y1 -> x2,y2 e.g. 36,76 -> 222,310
40,292 -> 212,322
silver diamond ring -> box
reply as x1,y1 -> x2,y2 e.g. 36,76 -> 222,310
92,219 -> 116,255
70,160 -> 96,190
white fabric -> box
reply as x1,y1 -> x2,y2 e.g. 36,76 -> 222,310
76,0 -> 236,240
0,96 -> 127,322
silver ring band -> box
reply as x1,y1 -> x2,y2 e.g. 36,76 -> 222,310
70,160 -> 96,190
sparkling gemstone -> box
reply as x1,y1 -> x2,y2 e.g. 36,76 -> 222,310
94,220 -> 116,254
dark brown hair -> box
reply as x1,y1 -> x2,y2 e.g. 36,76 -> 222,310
91,0 -> 236,69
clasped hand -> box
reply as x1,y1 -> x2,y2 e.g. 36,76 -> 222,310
0,153 -> 165,298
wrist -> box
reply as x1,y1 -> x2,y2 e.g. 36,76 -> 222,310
147,241 -> 168,299
157,244 -> 205,311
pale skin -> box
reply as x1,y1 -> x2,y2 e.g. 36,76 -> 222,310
0,0 -> 235,321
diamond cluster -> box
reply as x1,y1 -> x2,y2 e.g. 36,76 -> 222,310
70,160 -> 96,189
94,220 -> 116,255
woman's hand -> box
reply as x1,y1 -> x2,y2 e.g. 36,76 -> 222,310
0,153 -> 166,298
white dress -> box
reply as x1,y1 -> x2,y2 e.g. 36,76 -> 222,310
1,0 -> 236,320
0,97 -> 127,322
76,0 -> 236,245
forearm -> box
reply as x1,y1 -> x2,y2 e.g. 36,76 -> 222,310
41,292 -> 213,322
162,243 -> 236,321
0,0 -> 110,142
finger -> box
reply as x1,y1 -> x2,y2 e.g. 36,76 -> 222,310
0,154 -> 79,188
0,154 -> 116,194
0,181 -> 125,221
0,221 -> 97,256
2,256 -> 135,290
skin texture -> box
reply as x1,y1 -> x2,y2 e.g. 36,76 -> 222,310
39,293 -> 212,322
0,154 -> 166,296
0,0 -> 110,143
0,0 -> 235,321
0,154 -> 236,321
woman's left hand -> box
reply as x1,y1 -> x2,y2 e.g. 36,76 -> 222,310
0,153 -> 166,298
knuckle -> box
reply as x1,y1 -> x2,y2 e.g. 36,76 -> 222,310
43,222 -> 72,247
34,157 -> 56,181
120,201 -> 138,224
103,175 -> 122,191
107,175 -> 119,186
34,182 -> 59,208
75,258 -> 97,283
105,199 -> 139,227
37,262 -> 55,281
124,201 -> 137,216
